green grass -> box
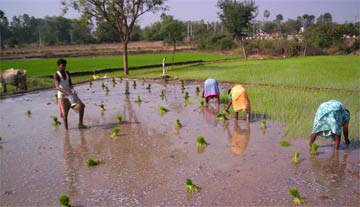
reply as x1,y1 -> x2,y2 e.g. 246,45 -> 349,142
0,52 -> 238,77
129,55 -> 360,90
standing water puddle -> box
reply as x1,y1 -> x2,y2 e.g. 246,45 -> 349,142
0,79 -> 359,206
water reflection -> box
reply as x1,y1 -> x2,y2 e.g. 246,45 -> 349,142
225,121 -> 251,155
63,131 -> 88,196
203,104 -> 220,127
309,150 -> 348,197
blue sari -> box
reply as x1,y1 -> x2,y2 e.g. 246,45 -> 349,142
312,100 -> 350,139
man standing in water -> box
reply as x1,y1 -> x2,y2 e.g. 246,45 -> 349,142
54,58 -> 87,130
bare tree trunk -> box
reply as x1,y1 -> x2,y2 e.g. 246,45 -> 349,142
303,42 -> 307,56
123,41 -> 129,76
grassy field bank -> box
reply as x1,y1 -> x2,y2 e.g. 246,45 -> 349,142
0,52 -> 238,77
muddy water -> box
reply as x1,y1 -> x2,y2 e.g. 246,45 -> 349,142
0,79 -> 359,207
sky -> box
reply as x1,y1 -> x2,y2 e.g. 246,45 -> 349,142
0,0 -> 359,27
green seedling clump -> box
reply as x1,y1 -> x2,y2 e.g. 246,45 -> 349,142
146,84 -> 151,90
200,100 -> 205,107
101,82 -> 106,90
175,119 -> 182,129
158,105 -> 169,114
196,86 -> 200,94
160,89 -> 166,98
197,136 -> 208,147
216,111 -> 228,120
185,178 -> 201,193
184,92 -> 189,100
26,109 -> 31,116
117,115 -> 123,124
100,104 -> 105,112
59,194 -> 70,207
261,119 -> 267,129
111,127 -> 120,138
87,159 -> 100,167
111,77 -> 116,84
291,151 -> 300,163
289,187 -> 305,205
280,140 -> 291,147
135,96 -> 142,103
51,116 -> 61,125
311,143 -> 319,155
133,80 -> 137,88
125,87 -> 130,95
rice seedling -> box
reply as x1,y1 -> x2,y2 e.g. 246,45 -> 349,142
291,151 -> 300,163
196,86 -> 200,95
141,77 -> 145,85
135,96 -> 142,103
132,80 -> 137,89
55,94 -> 58,103
160,89 -> 166,99
184,92 -> 189,100
105,86 -> 110,94
280,140 -> 291,147
117,115 -> 123,123
0,136 -> 2,141
125,87 -> 130,95
26,109 -> 31,116
51,116 -> 61,125
197,136 -> 208,147
185,178 -> 201,193
216,111 -> 228,120
100,103 -> 105,112
111,77 -> 116,84
311,143 -> 319,155
180,80 -> 185,90
199,100 -> 205,107
288,187 -> 305,205
87,159 -> 100,166
119,77 -> 123,81
175,119 -> 182,129
89,80 -> 93,87
158,105 -> 169,114
111,127 -> 120,138
101,82 -> 106,90
146,84 -> 151,91
59,194 -> 70,207
261,119 -> 267,129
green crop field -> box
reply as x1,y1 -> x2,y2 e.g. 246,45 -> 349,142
0,52 -> 238,77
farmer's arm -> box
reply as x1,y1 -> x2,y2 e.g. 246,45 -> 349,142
67,71 -> 76,94
225,100 -> 232,112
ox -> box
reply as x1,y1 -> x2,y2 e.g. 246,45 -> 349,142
0,68 -> 28,93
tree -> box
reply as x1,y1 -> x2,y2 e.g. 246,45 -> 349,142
217,0 -> 258,60
63,0 -> 167,76
263,9 -> 270,21
275,13 -> 283,32
0,10 -> 10,49
71,17 -> 94,44
317,12 -> 332,24
159,14 -> 186,65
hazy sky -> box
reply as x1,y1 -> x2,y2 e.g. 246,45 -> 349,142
0,0 -> 359,27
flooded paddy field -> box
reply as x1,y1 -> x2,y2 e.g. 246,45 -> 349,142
0,79 -> 359,207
